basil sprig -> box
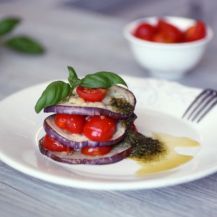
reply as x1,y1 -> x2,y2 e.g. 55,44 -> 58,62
80,71 -> 127,88
68,66 -> 80,89
0,17 -> 20,36
35,66 -> 127,113
35,81 -> 70,113
5,35 -> 45,54
0,16 -> 45,54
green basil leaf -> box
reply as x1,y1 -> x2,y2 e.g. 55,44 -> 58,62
5,35 -> 45,54
35,81 -> 71,113
80,73 -> 109,88
67,66 -> 80,89
0,17 -> 20,36
80,71 -> 127,88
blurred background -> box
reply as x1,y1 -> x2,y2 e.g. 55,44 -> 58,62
0,0 -> 216,94
1,0 -> 215,27
63,0 -> 213,22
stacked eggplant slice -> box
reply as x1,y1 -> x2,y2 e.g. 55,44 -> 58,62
39,85 -> 137,165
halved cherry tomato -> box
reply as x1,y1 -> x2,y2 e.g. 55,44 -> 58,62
54,114 -> 67,128
184,20 -> 206,42
154,19 -> 183,43
76,86 -> 107,102
133,23 -> 156,41
83,116 -> 116,142
42,134 -> 73,152
81,146 -> 112,156
55,114 -> 86,134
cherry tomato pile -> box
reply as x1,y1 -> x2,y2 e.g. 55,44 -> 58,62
133,19 -> 206,43
42,86 -> 117,156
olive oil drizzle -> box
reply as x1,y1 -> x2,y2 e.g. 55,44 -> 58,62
133,133 -> 200,176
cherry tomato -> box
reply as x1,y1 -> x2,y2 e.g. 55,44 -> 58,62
152,33 -> 168,43
55,114 -> 86,134
54,114 -> 67,128
76,86 -> 107,102
83,116 -> 116,142
133,23 -> 156,41
154,19 -> 183,43
42,134 -> 73,152
81,146 -> 112,156
184,21 -> 206,42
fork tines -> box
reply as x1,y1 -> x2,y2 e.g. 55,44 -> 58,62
182,89 -> 217,123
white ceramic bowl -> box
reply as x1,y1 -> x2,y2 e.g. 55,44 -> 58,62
124,16 -> 213,79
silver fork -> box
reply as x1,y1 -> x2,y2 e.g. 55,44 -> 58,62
182,89 -> 217,123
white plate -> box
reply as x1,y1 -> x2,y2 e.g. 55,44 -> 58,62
1,76 -> 217,190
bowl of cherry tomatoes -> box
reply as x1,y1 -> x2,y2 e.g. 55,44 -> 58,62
124,16 -> 213,79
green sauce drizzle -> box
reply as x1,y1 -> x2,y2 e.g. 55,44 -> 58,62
126,130 -> 166,162
110,97 -> 134,115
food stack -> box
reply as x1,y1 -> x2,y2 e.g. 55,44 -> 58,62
36,69 -> 137,165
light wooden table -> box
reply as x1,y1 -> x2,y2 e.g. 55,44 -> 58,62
1,1 -> 217,216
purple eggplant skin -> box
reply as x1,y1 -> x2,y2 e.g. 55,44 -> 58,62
39,138 -> 132,165
44,86 -> 136,120
44,105 -> 130,119
43,115 -> 127,149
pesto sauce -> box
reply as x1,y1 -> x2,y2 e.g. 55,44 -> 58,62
126,130 -> 166,162
110,97 -> 134,115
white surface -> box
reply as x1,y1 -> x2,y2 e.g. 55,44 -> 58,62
1,76 -> 217,190
124,16 -> 213,79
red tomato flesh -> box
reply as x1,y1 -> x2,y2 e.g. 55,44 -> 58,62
42,134 -> 73,152
152,32 -> 168,43
133,23 -> 156,41
55,114 -> 86,134
76,86 -> 107,102
154,19 -> 183,43
184,20 -> 206,42
81,146 -> 112,156
83,116 -> 117,142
